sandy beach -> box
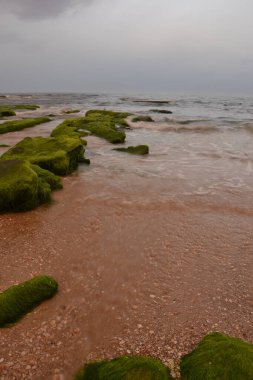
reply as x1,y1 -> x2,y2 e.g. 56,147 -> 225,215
0,110 -> 252,379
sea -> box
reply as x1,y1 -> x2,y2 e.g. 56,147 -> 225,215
0,92 -> 252,210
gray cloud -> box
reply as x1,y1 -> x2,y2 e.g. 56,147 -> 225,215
1,0 -> 92,20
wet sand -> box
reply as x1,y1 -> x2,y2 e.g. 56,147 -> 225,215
0,133 -> 252,379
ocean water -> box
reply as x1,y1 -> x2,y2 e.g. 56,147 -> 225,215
0,93 -> 252,207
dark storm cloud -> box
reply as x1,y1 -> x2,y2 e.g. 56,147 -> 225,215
1,0 -> 92,20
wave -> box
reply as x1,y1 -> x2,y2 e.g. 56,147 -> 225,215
161,124 -> 219,133
165,118 -> 212,125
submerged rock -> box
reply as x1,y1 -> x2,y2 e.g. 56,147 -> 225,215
74,356 -> 172,380
180,332 -> 253,380
150,109 -> 173,114
132,116 -> 154,122
114,145 -> 149,155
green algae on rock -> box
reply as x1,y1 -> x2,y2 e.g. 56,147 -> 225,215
51,119 -> 89,140
83,110 -> 130,143
0,108 -> 16,117
114,145 -> 149,155
52,110 -> 130,144
74,356 -> 172,380
0,275 -> 58,327
0,117 -> 50,135
0,105 -> 40,118
180,332 -> 253,380
1,136 -> 88,175
13,104 -> 40,110
0,160 -> 61,212
132,116 -> 154,123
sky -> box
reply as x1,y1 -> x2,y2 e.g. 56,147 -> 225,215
1,0 -> 253,94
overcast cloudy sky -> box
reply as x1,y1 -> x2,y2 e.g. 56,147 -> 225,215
1,0 -> 253,94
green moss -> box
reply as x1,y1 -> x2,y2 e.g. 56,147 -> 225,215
0,275 -> 58,327
113,145 -> 149,155
74,356 -> 172,380
64,109 -> 80,114
132,116 -> 154,122
51,119 -> 89,140
150,109 -> 173,114
0,159 -> 61,212
0,108 -> 16,117
1,136 -> 87,175
31,164 -> 62,191
13,104 -> 40,110
0,117 -> 50,135
180,332 -> 253,380
52,110 -> 130,144
0,104 -> 40,118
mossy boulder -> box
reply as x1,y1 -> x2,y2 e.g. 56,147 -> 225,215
74,356 -> 172,380
0,275 -> 58,327
0,159 -> 61,212
113,145 -> 149,155
180,332 -> 253,380
0,117 -> 50,135
1,136 -> 87,175
132,116 -> 154,123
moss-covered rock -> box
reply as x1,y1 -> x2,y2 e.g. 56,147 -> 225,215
0,144 -> 10,147
51,119 -> 89,140
0,105 -> 40,118
0,275 -> 58,327
13,104 -> 40,110
0,117 -> 50,135
132,116 -> 154,122
0,159 -> 61,212
113,145 -> 149,155
0,108 -> 16,117
52,110 -> 130,144
180,332 -> 253,380
74,356 -> 172,380
1,136 -> 87,175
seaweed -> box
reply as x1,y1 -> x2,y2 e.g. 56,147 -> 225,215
180,332 -> 253,380
74,356 -> 172,380
0,275 -> 58,327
